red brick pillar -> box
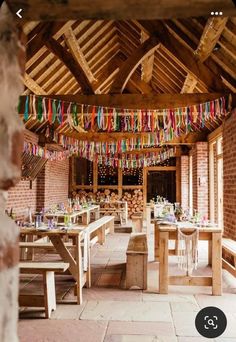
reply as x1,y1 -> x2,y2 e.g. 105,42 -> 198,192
180,155 -> 189,210
0,3 -> 25,341
191,142 -> 209,217
223,110 -> 236,239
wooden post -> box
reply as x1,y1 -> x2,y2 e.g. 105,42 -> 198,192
143,167 -> 147,210
93,161 -> 98,193
212,232 -> 222,295
176,157 -> 181,203
118,166 -> 123,199
159,231 -> 169,294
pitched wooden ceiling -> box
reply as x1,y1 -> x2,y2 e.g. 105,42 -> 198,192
22,17 -> 236,98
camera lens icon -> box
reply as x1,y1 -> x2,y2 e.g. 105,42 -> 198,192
195,307 -> 227,338
204,315 -> 218,330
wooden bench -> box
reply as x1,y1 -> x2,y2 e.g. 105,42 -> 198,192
126,233 -> 148,290
222,238 -> 236,277
19,262 -> 69,318
85,216 -> 114,287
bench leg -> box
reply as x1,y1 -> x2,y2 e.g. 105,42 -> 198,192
86,247 -> 92,288
212,232 -> 222,296
75,235 -> 83,305
43,271 -> 56,318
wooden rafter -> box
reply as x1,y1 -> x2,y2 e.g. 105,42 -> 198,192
19,93 -> 230,113
195,17 -> 228,61
8,1 -> 236,20
141,31 -> 154,83
138,21 -> 227,92
64,27 -> 97,90
43,35 -> 94,94
182,17 -> 228,93
110,36 -> 160,93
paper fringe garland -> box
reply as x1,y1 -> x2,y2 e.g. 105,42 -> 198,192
23,141 -> 175,168
20,95 -> 227,136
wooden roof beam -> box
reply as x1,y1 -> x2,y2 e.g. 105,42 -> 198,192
8,1 -> 236,20
64,27 -> 97,90
139,21 -> 227,92
181,17 -> 228,93
43,35 -> 94,94
140,31 -> 154,83
110,37 -> 160,93
195,17 -> 228,61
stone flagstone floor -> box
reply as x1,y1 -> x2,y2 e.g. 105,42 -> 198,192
19,230 -> 236,342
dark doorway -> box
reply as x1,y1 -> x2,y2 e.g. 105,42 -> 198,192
147,171 -> 176,203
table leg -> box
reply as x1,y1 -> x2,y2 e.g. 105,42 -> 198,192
82,212 -> 89,225
95,208 -> 100,220
74,235 -> 83,304
208,240 -> 212,266
154,224 -> 160,260
212,232 -> 222,296
49,235 -> 78,281
159,231 -> 169,294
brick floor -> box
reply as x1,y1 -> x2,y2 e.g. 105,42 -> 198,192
19,230 -> 236,341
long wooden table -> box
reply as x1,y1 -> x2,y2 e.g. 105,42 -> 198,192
20,227 -> 86,304
155,222 -> 222,296
45,205 -> 100,225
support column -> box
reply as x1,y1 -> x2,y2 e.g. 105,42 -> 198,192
180,155 -> 189,210
0,3 -> 25,341
192,142 -> 209,217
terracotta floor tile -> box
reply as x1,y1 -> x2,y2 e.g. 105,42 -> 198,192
80,300 -> 172,322
18,319 -> 107,342
107,321 -> 175,336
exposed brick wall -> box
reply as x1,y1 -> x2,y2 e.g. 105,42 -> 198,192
191,142 -> 209,217
39,159 -> 69,211
6,130 -> 39,219
180,155 -> 189,210
6,130 -> 69,217
223,111 -> 236,239
6,180 -> 37,219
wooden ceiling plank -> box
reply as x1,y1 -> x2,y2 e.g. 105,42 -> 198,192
155,50 -> 186,80
88,31 -> 118,66
110,36 -> 160,93
80,21 -> 114,52
154,57 -> 184,89
116,22 -> 140,47
83,23 -> 116,58
218,36 -> 236,60
47,72 -> 75,94
90,42 -> 120,75
151,77 -> 172,94
152,69 -> 180,93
